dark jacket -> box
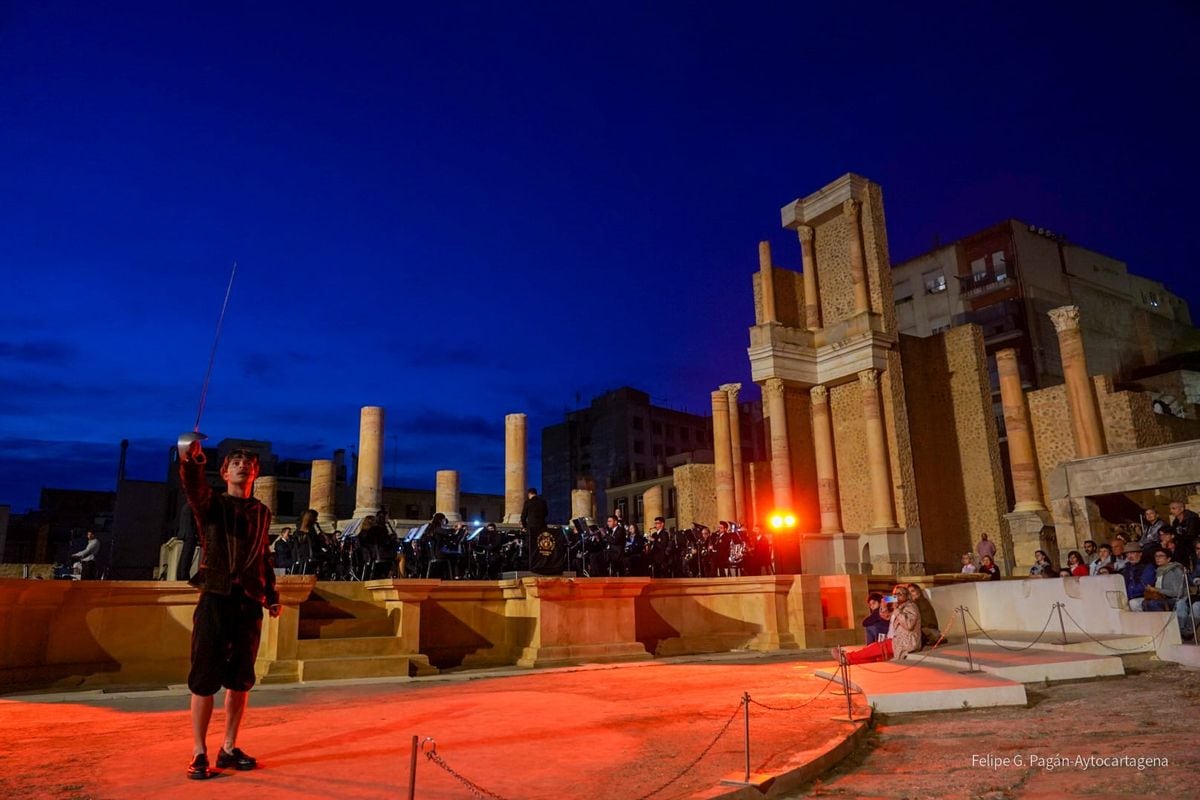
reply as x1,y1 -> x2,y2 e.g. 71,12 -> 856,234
521,495 -> 549,532
181,457 -> 278,608
1124,560 -> 1156,600
273,536 -> 294,570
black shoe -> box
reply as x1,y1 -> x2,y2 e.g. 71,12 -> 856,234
216,747 -> 257,771
187,753 -> 211,780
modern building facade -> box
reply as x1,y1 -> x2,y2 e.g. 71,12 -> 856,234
892,220 -> 1197,435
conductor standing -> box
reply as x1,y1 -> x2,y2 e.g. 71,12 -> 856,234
521,488 -> 549,545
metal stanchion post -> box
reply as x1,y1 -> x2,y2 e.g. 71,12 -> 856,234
958,606 -> 981,674
407,735 -> 418,800
1055,601 -> 1069,644
842,656 -> 853,720
721,693 -> 773,790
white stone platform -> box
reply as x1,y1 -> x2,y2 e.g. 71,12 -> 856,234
919,642 -> 1125,682
815,658 -> 1028,714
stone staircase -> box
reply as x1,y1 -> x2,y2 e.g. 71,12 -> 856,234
294,582 -> 435,681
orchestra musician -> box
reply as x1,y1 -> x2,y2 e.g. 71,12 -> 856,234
625,522 -> 647,576
604,515 -> 627,576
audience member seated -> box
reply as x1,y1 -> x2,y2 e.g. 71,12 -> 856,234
979,554 -> 1001,580
960,553 -> 976,574
1066,550 -> 1089,577
1111,539 -> 1128,573
1176,541 -> 1200,642
1082,540 -> 1099,566
1029,550 -> 1051,576
1143,548 -> 1187,618
862,592 -> 889,644
1140,507 -> 1166,549
1123,543 -> 1156,611
1089,544 -> 1114,576
833,583 -> 922,665
907,583 -> 941,646
1158,530 -> 1191,570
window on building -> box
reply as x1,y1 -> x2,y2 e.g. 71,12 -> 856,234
579,434 -> 591,447
633,440 -> 644,454
653,444 -> 663,457
668,488 -> 677,517
652,421 -> 663,435
666,424 -> 675,440
894,279 -> 913,303
632,417 -> 644,431
971,257 -> 987,280
992,251 -> 1008,281
635,495 -> 644,522
615,498 -> 628,518
405,503 -> 420,519
923,270 -> 946,294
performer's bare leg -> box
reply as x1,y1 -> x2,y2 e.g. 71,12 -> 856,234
222,689 -> 248,753
191,693 -> 214,756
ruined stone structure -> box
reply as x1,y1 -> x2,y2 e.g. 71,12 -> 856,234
737,173 -> 1010,575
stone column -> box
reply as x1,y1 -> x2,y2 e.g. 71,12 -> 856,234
252,476 -> 277,517
435,470 -> 461,522
763,378 -> 793,511
859,369 -> 896,529
721,383 -> 746,523
571,489 -> 595,521
642,485 -> 664,526
711,390 -> 737,524
996,349 -> 1046,512
758,241 -> 777,324
309,459 -> 336,524
810,385 -> 842,533
844,199 -> 870,315
797,225 -> 820,331
1049,306 -> 1106,459
354,406 -> 385,519
504,413 -> 527,524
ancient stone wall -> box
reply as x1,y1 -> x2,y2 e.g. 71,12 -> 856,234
901,327 -> 1008,572
881,350 -> 919,529
813,211 -> 855,326
752,268 -> 806,328
862,182 -> 898,333
673,463 -> 717,530
829,382 -> 869,532
783,388 -> 819,532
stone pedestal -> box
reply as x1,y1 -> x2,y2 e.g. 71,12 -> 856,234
638,576 -> 800,656
354,406 -> 385,519
1005,510 -> 1057,575
504,413 -> 527,524
571,489 -> 595,522
763,378 -> 793,512
721,383 -> 746,523
252,476 -> 277,517
642,485 -> 664,525
1049,306 -> 1106,458
996,349 -> 1046,512
711,390 -> 736,524
310,459 -> 336,524
364,579 -> 441,676
254,576 -> 315,684
435,470 -> 461,523
510,577 -> 651,668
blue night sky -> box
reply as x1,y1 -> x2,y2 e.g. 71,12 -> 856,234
2,1 -> 1198,513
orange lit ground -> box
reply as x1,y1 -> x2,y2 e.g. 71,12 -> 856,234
0,655 -> 859,800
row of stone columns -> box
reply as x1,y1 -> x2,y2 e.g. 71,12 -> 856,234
996,304 -> 1107,515
257,406 -> 531,525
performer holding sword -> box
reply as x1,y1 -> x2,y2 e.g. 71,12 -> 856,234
178,264 -> 280,780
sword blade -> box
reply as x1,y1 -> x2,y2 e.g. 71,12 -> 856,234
193,261 -> 237,432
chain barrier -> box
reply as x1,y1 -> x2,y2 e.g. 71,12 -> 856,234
961,606 -> 1056,652
422,738 -> 514,800
632,699 -> 746,800
1059,604 -> 1176,652
745,670 -> 841,712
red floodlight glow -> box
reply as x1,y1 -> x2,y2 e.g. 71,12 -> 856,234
769,512 -> 795,530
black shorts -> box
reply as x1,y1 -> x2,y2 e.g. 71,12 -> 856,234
188,588 -> 264,696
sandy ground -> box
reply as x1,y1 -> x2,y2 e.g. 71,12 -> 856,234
0,653 -> 858,800
788,652 -> 1200,800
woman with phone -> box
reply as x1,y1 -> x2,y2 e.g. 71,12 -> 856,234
833,583 -> 922,665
